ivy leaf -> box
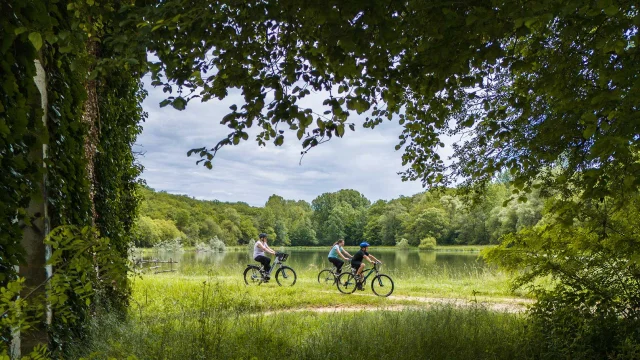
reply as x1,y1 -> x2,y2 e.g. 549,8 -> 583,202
583,125 -> 597,139
603,6 -> 619,16
28,32 -> 43,51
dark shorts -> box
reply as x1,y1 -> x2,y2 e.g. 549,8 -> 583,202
351,261 -> 362,271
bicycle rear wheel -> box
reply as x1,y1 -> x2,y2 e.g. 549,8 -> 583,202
318,269 -> 336,286
243,266 -> 262,285
336,272 -> 357,294
371,274 -> 394,297
275,266 -> 297,286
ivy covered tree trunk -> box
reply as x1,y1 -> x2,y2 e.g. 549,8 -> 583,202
82,39 -> 100,225
18,57 -> 50,356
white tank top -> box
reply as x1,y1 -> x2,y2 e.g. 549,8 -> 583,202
253,241 -> 265,259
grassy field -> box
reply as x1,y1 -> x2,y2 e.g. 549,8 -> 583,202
67,261 -> 539,360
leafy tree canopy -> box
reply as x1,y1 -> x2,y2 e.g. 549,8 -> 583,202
140,0 -> 639,202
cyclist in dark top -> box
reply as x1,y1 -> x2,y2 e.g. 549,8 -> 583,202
351,242 -> 381,289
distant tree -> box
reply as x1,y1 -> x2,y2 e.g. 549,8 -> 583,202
274,220 -> 289,245
289,217 -> 317,246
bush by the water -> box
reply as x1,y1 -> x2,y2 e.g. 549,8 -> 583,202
195,236 -> 226,252
418,237 -> 436,250
153,238 -> 183,252
209,236 -> 226,252
396,238 -> 410,249
247,239 -> 256,252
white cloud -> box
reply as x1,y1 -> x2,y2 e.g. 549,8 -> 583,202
136,82 -> 454,206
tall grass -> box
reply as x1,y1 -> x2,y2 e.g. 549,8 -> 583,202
70,279 -> 536,360
67,253 -> 534,359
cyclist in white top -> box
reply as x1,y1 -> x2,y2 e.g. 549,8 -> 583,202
254,233 -> 276,279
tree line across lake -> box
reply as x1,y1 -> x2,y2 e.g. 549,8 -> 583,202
135,178 -> 544,248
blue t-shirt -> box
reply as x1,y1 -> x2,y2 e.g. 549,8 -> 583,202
328,244 -> 344,259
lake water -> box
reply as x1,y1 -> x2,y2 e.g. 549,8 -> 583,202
136,248 -> 487,277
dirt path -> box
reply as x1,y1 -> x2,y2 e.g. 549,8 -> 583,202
261,293 -> 533,316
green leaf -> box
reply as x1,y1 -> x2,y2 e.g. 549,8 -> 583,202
172,97 -> 187,110
14,27 -> 28,35
275,135 -> 284,146
336,124 -> 345,137
603,6 -> 619,16
583,125 -> 597,139
28,32 -> 43,51
0,119 -> 9,136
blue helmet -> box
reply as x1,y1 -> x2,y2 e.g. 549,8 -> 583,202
359,242 -> 370,248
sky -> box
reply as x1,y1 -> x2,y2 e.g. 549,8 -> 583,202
136,82 -> 454,207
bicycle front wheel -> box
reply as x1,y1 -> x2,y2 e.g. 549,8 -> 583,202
336,272 -> 357,294
371,274 -> 394,297
275,266 -> 297,286
318,269 -> 336,286
243,266 -> 262,286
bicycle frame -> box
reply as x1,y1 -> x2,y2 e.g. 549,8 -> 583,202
260,253 -> 287,277
358,263 -> 380,283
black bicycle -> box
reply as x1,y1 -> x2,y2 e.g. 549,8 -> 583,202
336,262 -> 394,297
243,252 -> 297,286
317,259 -> 351,287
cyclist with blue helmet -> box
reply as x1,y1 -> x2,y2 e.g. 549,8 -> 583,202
351,242 -> 381,290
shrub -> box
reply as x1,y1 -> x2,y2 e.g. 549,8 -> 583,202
396,238 -> 410,249
247,239 -> 256,252
209,236 -> 226,252
154,238 -> 183,252
418,237 -> 437,250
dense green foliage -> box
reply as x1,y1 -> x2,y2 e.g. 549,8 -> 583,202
3,0 -> 639,358
137,3 -> 640,354
1,0 -> 146,355
1,226 -> 128,358
485,193 -> 640,357
142,0 -> 639,202
137,181 -> 543,247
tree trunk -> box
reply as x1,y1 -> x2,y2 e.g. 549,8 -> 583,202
83,39 -> 100,225
17,58 -> 51,357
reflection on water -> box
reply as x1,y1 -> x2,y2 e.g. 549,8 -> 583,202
136,248 -> 486,276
